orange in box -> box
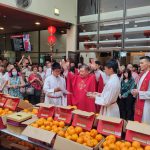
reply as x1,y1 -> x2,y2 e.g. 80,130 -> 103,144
36,103 -> 55,118
54,106 -> 73,124
125,121 -> 150,146
97,115 -> 124,138
72,110 -> 95,131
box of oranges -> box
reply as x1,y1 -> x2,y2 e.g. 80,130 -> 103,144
99,134 -> 150,150
54,125 -> 104,150
22,116 -> 66,146
97,115 -> 124,138
126,121 -> 150,146
54,106 -> 74,124
36,103 -> 55,118
72,109 -> 95,131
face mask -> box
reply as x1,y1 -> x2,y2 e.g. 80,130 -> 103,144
12,72 -> 17,76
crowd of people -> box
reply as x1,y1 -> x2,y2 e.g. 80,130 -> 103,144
0,54 -> 150,125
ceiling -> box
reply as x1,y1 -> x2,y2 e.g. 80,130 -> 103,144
0,4 -> 69,35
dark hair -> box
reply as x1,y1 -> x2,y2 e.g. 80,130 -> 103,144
10,67 -> 20,77
140,56 -> 150,62
52,62 -> 61,70
123,69 -> 132,80
133,64 -> 138,71
38,65 -> 43,70
105,59 -> 118,73
31,65 -> 38,71
95,61 -> 101,66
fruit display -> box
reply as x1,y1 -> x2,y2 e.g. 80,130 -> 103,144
0,108 -> 13,116
31,117 -> 66,133
23,108 -> 38,115
102,135 -> 150,150
57,125 -> 103,148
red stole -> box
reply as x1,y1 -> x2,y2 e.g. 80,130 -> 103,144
134,71 -> 150,122
98,74 -> 104,93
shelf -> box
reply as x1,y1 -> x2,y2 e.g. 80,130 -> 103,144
0,129 -> 51,150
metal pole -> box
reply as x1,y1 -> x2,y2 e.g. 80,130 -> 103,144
97,0 -> 101,50
122,0 -> 127,51
38,30 -> 40,64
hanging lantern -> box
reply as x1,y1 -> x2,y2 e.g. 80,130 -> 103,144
48,26 -> 56,34
48,35 -> 56,45
144,30 -> 150,38
113,33 -> 122,40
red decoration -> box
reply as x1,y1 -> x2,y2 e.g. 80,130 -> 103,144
144,30 -> 150,38
48,35 -> 56,45
113,33 -> 122,40
48,26 -> 56,34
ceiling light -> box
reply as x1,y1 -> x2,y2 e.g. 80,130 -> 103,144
35,22 -> 40,25
0,27 -> 4,30
54,8 -> 60,16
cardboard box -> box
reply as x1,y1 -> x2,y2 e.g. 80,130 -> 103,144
54,106 -> 73,124
17,100 -> 33,111
125,121 -> 150,146
22,125 -> 56,145
97,115 -> 124,138
0,93 -> 7,107
4,96 -> 20,111
72,110 -> 95,131
54,135 -> 102,150
36,103 -> 55,118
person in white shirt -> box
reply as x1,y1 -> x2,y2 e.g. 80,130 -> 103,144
89,59 -> 121,118
44,62 -> 52,79
43,62 -> 67,106
38,66 -> 45,81
132,56 -> 150,124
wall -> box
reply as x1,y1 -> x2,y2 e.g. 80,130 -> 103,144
0,0 -> 77,24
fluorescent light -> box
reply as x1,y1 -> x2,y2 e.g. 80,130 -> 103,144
54,8 -> 60,16
35,22 -> 40,25
0,27 -> 4,30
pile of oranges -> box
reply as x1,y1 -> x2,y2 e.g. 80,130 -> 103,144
102,135 -> 150,150
31,117 -> 65,133
58,126 -> 103,147
0,108 -> 13,116
23,108 -> 38,115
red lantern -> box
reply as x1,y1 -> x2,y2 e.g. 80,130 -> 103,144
48,35 -> 56,45
144,30 -> 150,38
48,26 -> 56,34
113,33 -> 121,40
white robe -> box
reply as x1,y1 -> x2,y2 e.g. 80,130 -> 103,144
137,71 -> 150,124
43,74 -> 67,106
95,69 -> 109,84
95,74 -> 120,118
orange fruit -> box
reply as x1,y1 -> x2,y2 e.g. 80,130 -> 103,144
95,134 -> 103,142
145,146 -> 150,150
83,143 -> 87,146
103,146 -> 110,150
37,120 -> 44,126
125,141 -> 132,147
58,130 -> 65,137
58,127 -> 63,131
90,129 -> 98,138
45,126 -> 51,131
83,135 -> 91,143
47,117 -> 53,122
66,135 -> 72,140
53,120 -> 59,126
59,121 -> 65,128
91,139 -> 98,147
85,131 -> 90,136
23,109 -> 29,113
137,147 -> 144,150
44,121 -> 50,126
71,134 -> 78,142
68,128 -> 76,135
128,147 -> 137,150
103,141 -> 109,147
40,125 -> 45,130
87,140 -> 94,147
122,147 -> 129,150
79,132 -> 85,137
132,141 -> 141,149
115,141 -> 122,148
77,137 -> 84,144
109,143 -> 117,150
65,132 -> 69,138
106,135 -> 116,143
31,123 -> 38,128
75,126 -> 83,135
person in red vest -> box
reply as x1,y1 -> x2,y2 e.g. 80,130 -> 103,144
66,64 -> 96,112
131,56 -> 150,124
